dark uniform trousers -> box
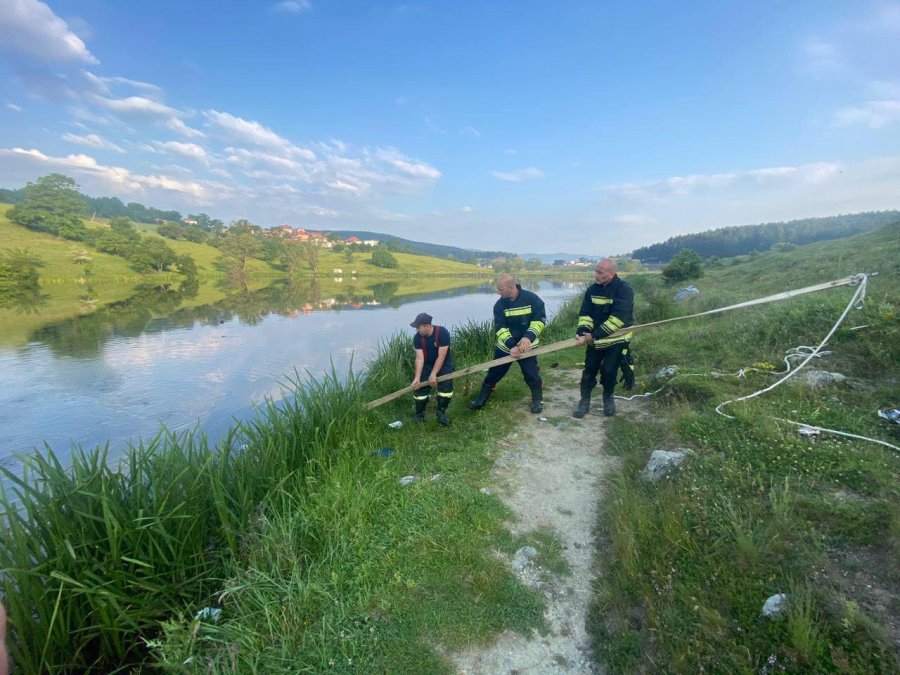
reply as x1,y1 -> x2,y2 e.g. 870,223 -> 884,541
412,363 -> 454,400
483,347 -> 541,389
581,342 -> 626,397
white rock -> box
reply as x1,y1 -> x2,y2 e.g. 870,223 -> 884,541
800,370 -> 846,388
641,449 -> 693,482
762,593 -> 788,617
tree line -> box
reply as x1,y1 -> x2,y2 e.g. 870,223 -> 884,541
631,210 -> 900,263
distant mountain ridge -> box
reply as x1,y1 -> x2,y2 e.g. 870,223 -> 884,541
631,210 -> 900,263
323,230 -> 512,262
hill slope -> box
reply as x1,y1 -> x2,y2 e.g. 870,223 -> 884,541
631,210 -> 900,263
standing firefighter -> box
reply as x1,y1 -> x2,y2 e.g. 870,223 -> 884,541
410,312 -> 454,426
573,258 -> 635,417
469,274 -> 546,413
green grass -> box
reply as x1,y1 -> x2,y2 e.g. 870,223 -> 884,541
589,222 -> 900,673
4,218 -> 897,672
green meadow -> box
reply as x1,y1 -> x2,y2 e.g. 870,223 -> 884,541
0,219 -> 897,673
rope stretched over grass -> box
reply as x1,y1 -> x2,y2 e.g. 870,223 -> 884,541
364,274 -> 861,410
712,274 -> 899,452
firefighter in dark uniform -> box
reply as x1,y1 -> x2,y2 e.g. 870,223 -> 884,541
469,274 -> 546,413
574,258 -> 634,417
410,312 -> 454,426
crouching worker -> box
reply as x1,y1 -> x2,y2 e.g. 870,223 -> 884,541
410,312 -> 454,426
573,258 -> 634,417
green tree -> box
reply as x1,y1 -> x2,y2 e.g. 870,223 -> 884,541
220,223 -> 263,272
176,254 -> 198,278
128,236 -> 178,272
525,257 -> 544,270
0,248 -> 45,310
662,248 -> 704,284
301,240 -> 324,273
371,246 -> 399,268
9,173 -> 87,238
280,241 -> 307,276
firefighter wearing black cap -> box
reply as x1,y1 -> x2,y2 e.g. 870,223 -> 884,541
574,258 -> 634,417
410,312 -> 454,426
469,275 -> 546,413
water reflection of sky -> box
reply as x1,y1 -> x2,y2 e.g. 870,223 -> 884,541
0,280 -> 581,470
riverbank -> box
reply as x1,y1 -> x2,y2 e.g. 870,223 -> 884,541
2,223 -> 897,672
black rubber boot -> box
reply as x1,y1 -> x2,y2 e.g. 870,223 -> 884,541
602,394 -> 616,417
414,398 -> 427,422
436,397 -> 451,426
573,398 -> 591,418
573,382 -> 593,418
468,384 -> 493,410
529,385 -> 543,414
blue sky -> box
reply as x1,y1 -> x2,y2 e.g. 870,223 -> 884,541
1,0 -> 898,255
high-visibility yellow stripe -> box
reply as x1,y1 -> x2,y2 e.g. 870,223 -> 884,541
413,394 -> 429,400
577,316 -> 594,329
593,331 -> 633,347
606,316 -> 624,329
437,391 -> 454,398
505,306 -> 532,317
528,320 -> 545,335
496,328 -> 512,342
591,296 -> 613,305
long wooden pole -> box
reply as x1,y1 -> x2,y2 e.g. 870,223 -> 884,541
363,275 -> 859,410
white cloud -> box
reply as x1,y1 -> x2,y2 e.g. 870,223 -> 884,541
459,126 -> 481,138
94,95 -> 181,118
82,71 -> 164,99
327,179 -> 362,193
206,110 -> 293,149
6,103 -> 22,112
61,132 -> 125,153
155,140 -> 209,163
0,147 -> 225,204
581,155 -> 900,255
611,214 -> 656,226
834,99 -> 900,128
492,167 -> 544,182
461,205 -> 473,213
0,0 -> 97,64
69,105 -> 115,126
374,148 -> 441,179
273,1 -> 312,13
165,117 -> 205,138
603,161 -> 842,202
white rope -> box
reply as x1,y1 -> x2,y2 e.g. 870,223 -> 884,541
772,418 -> 900,452
619,273 -> 894,452
715,273 -> 868,417
711,274 -> 897,452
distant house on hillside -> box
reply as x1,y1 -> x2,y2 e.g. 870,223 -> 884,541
267,225 -> 333,247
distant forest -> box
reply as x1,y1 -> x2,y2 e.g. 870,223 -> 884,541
631,211 -> 900,263
320,230 -> 512,262
0,186 -> 182,224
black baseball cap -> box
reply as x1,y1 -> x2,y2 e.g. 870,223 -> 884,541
409,312 -> 433,328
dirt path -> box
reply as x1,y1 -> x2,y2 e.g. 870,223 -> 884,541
451,370 -> 624,675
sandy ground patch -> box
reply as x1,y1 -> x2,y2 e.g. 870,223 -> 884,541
451,370 -> 628,674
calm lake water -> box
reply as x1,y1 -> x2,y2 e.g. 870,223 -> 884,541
0,278 -> 580,472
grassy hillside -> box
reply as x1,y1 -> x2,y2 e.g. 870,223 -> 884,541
576,221 -> 900,672
0,205 -> 151,345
